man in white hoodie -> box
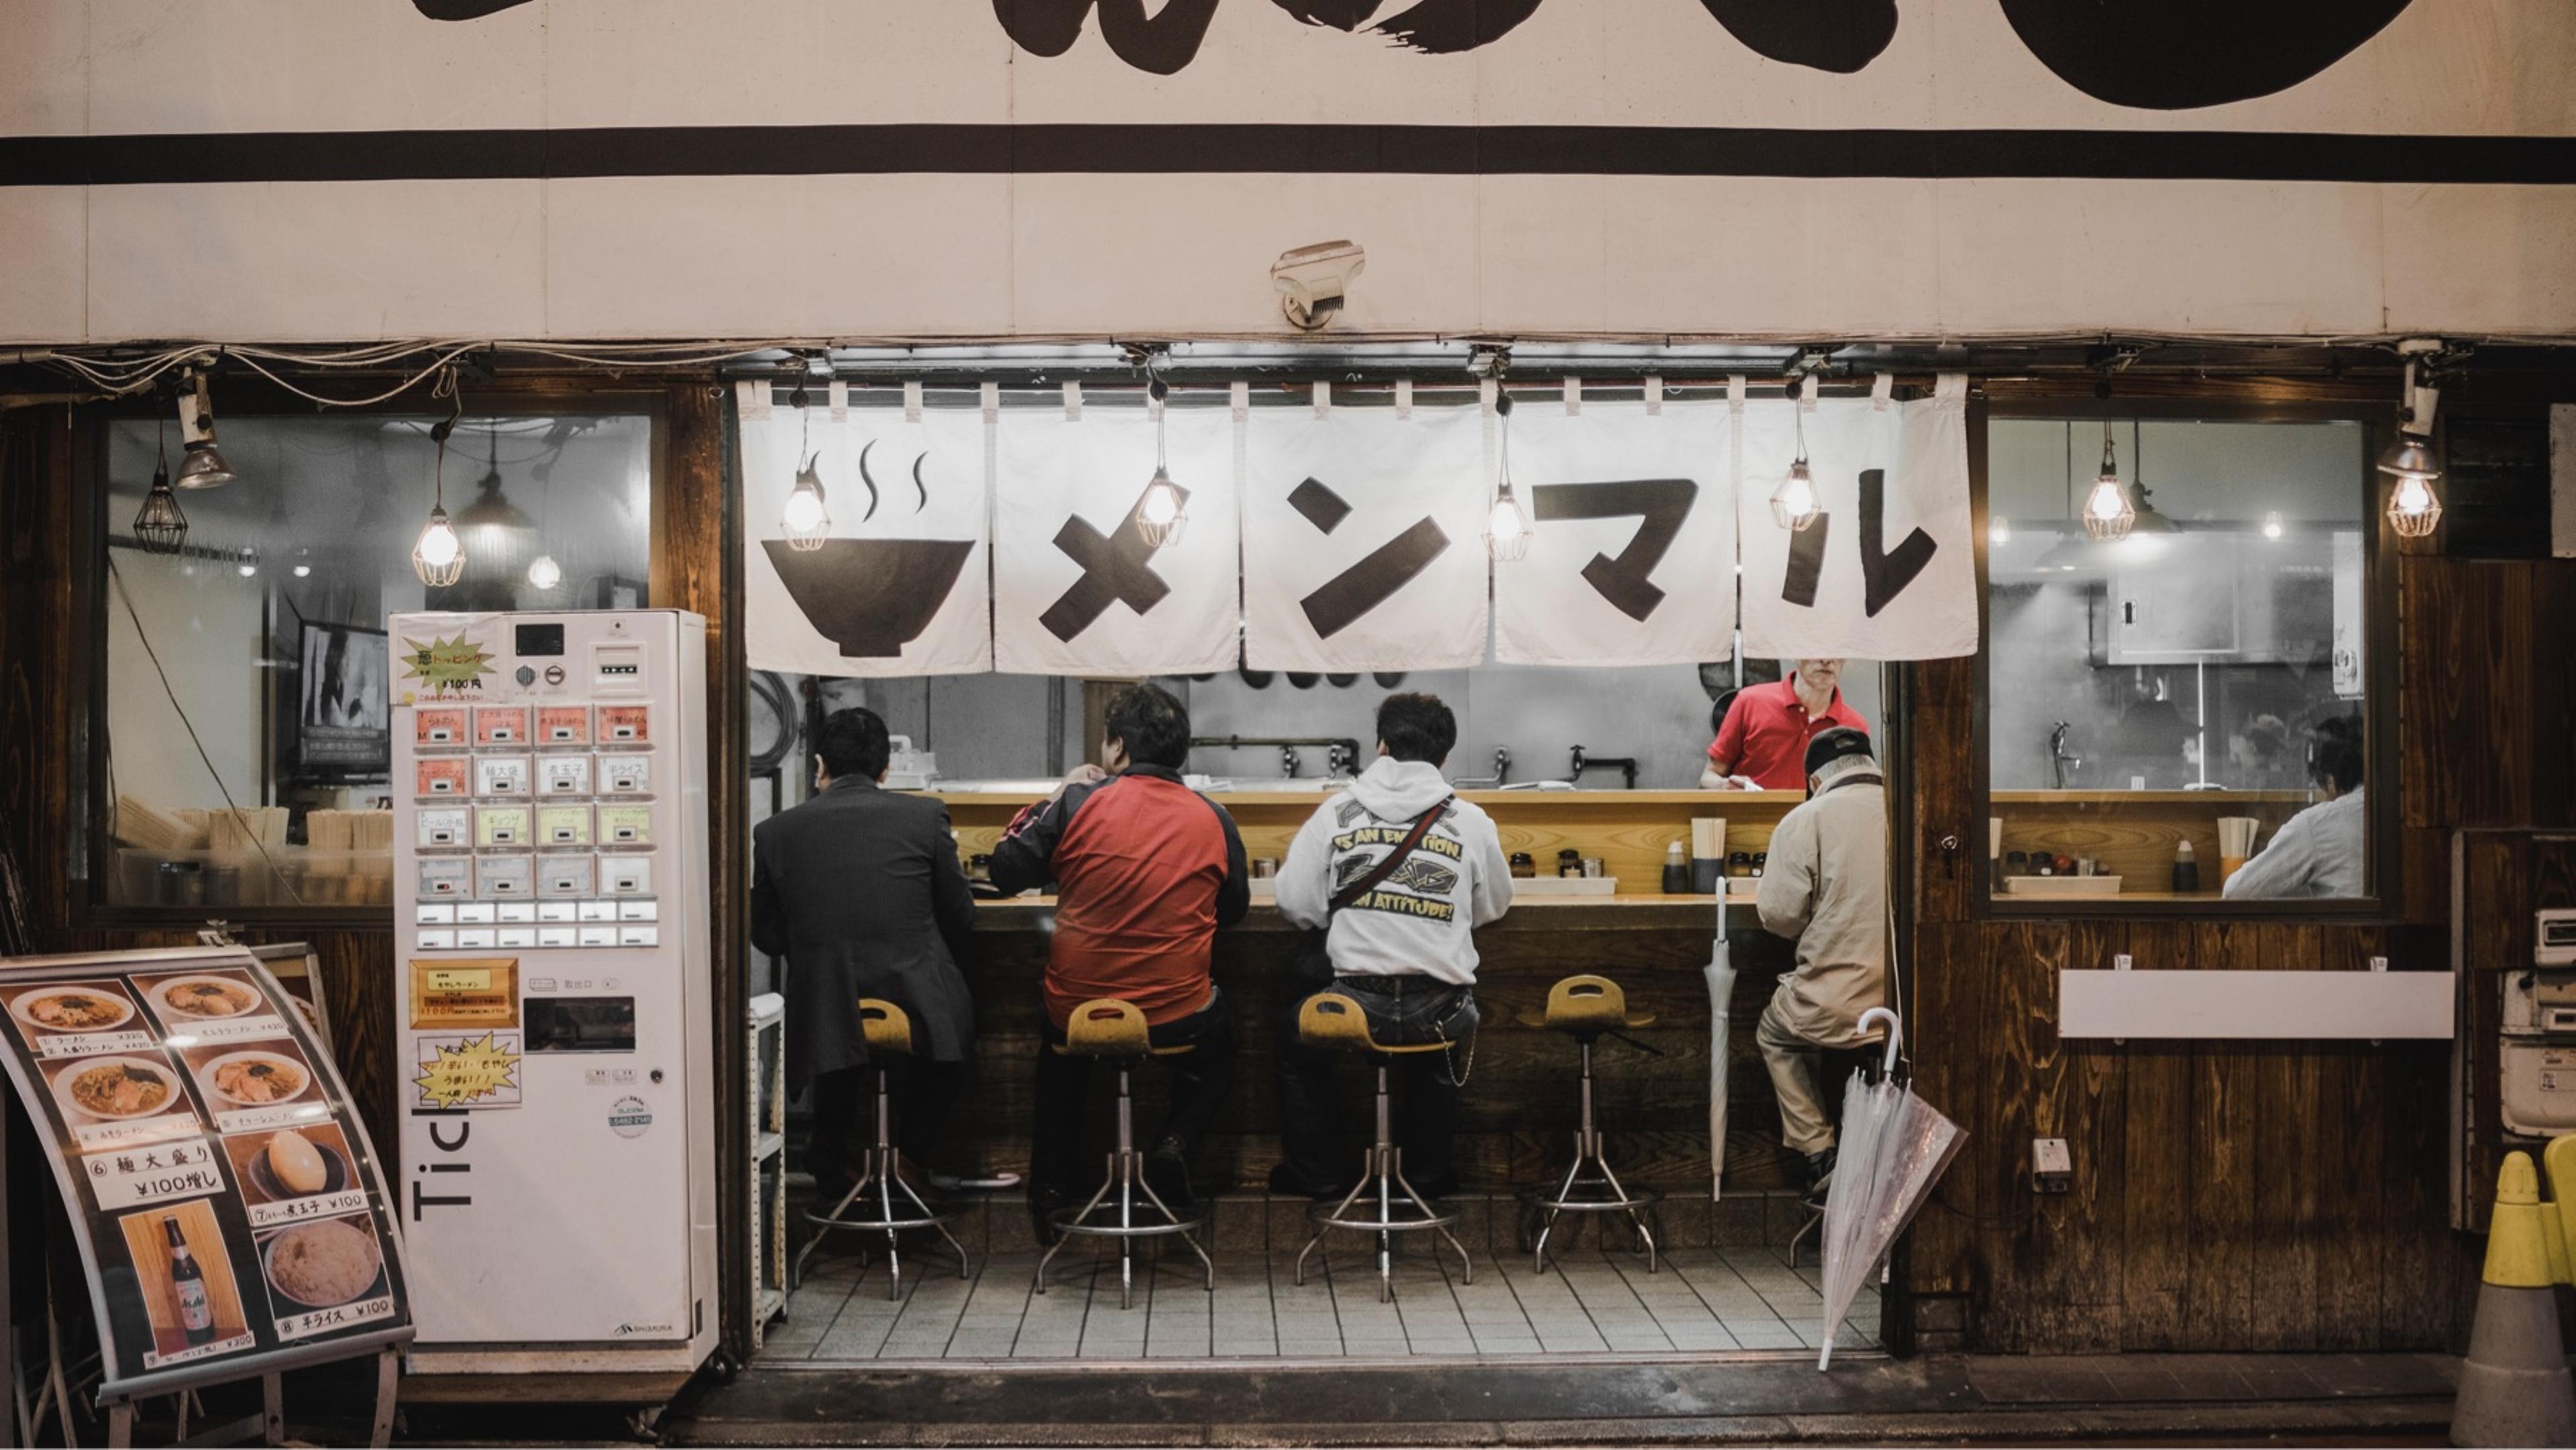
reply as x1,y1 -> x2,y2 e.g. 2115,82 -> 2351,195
1271,694 -> 1515,1199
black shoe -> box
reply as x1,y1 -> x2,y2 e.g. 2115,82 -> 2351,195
1802,1147 -> 1839,1203
1026,1183 -> 1073,1247
1267,1162 -> 1352,1201
1144,1138 -> 1196,1208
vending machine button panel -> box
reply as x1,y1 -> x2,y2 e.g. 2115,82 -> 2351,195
417,929 -> 457,950
475,706 -> 529,746
541,756 -> 593,796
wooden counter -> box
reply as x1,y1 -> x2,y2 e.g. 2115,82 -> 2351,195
1990,786 -> 2321,896
967,892 -> 1757,933
938,786 -> 1805,897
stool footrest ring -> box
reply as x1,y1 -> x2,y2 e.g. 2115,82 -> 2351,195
1049,1206 -> 1210,1239
805,1205 -> 962,1233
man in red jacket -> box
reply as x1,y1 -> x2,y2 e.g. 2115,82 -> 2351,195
989,683 -> 1248,1239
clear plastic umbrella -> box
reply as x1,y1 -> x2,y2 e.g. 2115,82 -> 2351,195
1816,1005 -> 1965,1369
1704,886 -> 1737,1201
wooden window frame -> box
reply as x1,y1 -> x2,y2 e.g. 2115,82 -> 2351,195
69,380 -> 674,931
1968,389 -> 2406,922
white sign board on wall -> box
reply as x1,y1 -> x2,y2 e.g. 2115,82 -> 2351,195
0,1 -> 2570,344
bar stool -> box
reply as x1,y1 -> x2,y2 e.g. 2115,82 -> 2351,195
1291,992 -> 1475,1303
1517,974 -> 1661,1274
791,998 -> 970,1300
1030,998 -> 1215,1310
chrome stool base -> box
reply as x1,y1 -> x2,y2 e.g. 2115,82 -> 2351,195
1524,1041 -> 1660,1274
1032,1062 -> 1214,1310
1294,1066 -> 1475,1303
790,1070 -> 970,1301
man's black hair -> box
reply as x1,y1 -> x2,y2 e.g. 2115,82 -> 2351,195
814,707 -> 892,782
1104,682 -> 1191,770
2310,717 -> 2364,793
1376,692 -> 1456,766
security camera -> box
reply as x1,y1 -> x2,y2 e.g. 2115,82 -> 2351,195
1271,240 -> 1366,331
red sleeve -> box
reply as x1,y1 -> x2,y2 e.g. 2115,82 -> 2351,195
1709,695 -> 1748,765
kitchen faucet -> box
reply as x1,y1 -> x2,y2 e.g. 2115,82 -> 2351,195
1568,744 -> 1640,790
1451,746 -> 1511,788
1279,745 -> 1301,779
2049,722 -> 2082,790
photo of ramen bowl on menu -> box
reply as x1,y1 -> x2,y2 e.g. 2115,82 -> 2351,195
50,1055 -> 182,1121
152,974 -> 262,1022
181,1040 -> 325,1129
7,980 -> 144,1047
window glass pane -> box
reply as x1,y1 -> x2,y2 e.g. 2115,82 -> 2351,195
99,413 -> 652,910
1986,418 -> 2371,904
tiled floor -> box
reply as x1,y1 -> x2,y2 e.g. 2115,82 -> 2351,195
763,1235 -> 1882,1364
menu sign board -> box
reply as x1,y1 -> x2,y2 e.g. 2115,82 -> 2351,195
0,947 -> 411,1398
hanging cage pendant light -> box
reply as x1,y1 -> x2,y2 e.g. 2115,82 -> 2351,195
2080,419 -> 2135,541
413,419 -> 467,587
1485,392 -> 1530,560
133,425 -> 189,555
1769,384 -> 1821,531
2380,357 -> 2444,539
1136,377 -> 1188,548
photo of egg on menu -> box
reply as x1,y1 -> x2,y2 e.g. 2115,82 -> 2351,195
220,1121 -> 370,1227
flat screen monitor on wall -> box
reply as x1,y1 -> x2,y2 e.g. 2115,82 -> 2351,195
297,622 -> 390,780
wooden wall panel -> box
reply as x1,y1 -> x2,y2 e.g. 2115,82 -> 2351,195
2114,921 -> 2194,1351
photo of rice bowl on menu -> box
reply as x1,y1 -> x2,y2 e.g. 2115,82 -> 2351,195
256,1213 -> 394,1341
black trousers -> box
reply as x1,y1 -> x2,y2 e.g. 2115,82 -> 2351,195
807,1059 -> 966,1186
1273,975 -> 1479,1196
1028,988 -> 1236,1196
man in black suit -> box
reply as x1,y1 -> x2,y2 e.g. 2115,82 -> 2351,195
753,707 -> 977,1192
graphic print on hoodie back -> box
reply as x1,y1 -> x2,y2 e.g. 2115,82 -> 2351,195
1275,757 -> 1515,985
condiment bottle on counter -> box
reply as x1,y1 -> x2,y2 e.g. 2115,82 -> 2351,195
1556,849 -> 1583,878
1662,841 -> 1690,894
1509,852 -> 1536,879
1727,851 -> 1752,878
1752,851 -> 1768,878
2171,838 -> 2200,893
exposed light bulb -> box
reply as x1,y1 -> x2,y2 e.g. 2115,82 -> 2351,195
235,548 -> 258,578
2388,472 -> 2443,537
1136,466 -> 1187,547
780,456 -> 831,552
1486,486 -> 1530,562
2080,476 -> 2134,541
290,548 -> 312,578
291,564 -> 311,578
1770,459 -> 1821,531
1989,517 -> 2011,546
173,371 -> 236,488
526,554 -> 562,590
413,507 -> 465,586
2261,511 -> 2284,540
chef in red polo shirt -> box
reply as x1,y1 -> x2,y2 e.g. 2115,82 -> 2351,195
1701,659 -> 1869,790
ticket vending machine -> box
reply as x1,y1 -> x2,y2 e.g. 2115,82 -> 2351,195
390,611 -> 714,1374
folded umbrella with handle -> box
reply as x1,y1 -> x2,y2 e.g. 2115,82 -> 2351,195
1815,1005 -> 1966,1370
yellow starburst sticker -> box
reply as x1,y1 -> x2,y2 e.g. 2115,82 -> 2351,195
415,1032 -> 522,1108
399,632 -> 496,699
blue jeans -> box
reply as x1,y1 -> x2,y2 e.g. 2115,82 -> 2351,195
1273,975 -> 1478,1194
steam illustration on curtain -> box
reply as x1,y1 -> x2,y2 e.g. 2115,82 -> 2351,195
993,401 -> 1242,676
740,395 -> 994,678
1735,374 -> 1977,661
1242,405 -> 1488,673
1497,398 -> 1736,667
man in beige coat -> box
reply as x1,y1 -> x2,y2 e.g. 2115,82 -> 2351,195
1755,727 -> 1889,1197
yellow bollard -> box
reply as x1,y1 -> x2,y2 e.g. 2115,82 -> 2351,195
2451,1150 -> 2576,1447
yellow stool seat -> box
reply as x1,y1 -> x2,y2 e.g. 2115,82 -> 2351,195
1053,997 -> 1197,1057
1297,992 -> 1453,1055
858,998 -> 916,1056
1515,974 -> 1656,1033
